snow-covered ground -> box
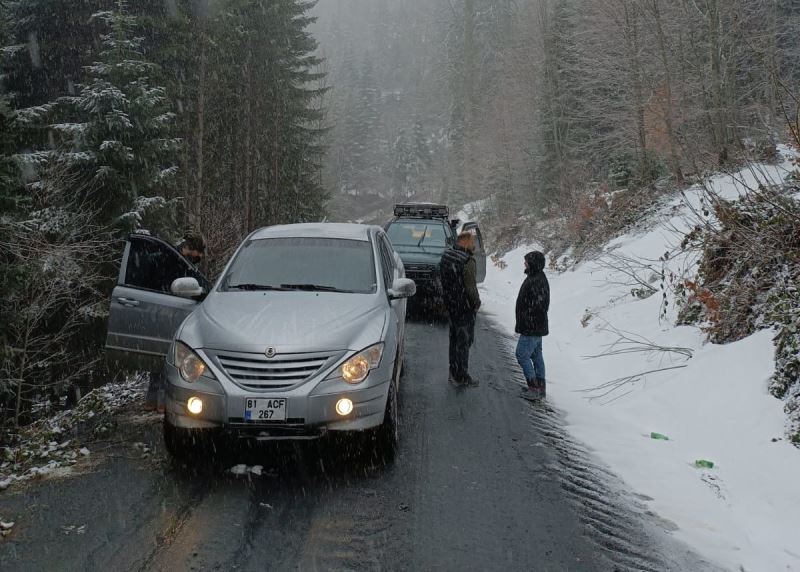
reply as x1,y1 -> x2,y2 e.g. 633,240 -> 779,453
475,151 -> 800,571
0,374 -> 148,492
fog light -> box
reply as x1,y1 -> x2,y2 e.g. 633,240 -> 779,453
336,398 -> 354,416
187,397 -> 203,415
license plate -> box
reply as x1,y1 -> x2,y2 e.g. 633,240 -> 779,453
244,398 -> 287,422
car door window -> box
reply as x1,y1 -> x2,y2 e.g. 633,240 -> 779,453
376,236 -> 393,288
474,228 -> 485,252
124,236 -> 206,294
462,223 -> 484,252
381,236 -> 397,272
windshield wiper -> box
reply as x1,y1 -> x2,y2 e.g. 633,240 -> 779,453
417,225 -> 429,247
228,283 -> 287,291
280,283 -> 356,293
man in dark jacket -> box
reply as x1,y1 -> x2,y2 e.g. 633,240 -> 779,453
440,232 -> 481,386
515,251 -> 550,400
177,231 -> 207,266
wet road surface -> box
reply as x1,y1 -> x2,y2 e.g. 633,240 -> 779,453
0,315 -> 721,571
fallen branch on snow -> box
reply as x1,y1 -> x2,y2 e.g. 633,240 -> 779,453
582,323 -> 694,361
578,365 -> 689,403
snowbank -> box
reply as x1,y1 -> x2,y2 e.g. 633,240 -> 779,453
478,155 -> 800,571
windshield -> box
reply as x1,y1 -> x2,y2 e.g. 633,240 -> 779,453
387,221 -> 449,248
221,237 -> 377,294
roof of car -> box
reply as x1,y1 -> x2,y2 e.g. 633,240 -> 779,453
249,223 -> 377,242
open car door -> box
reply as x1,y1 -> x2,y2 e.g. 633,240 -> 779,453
105,233 -> 211,371
461,222 -> 486,283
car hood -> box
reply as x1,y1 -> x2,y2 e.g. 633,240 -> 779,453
394,247 -> 444,267
180,291 -> 387,354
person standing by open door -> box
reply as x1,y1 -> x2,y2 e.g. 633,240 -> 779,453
440,231 -> 481,387
143,231 -> 207,411
515,251 -> 550,401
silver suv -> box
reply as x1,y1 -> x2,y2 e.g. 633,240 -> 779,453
105,223 -> 415,459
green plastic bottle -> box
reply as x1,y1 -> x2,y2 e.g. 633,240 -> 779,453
694,459 -> 715,469
650,432 -> 669,441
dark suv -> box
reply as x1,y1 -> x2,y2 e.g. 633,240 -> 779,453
385,203 -> 485,300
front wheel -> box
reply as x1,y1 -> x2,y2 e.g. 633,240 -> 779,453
368,380 -> 399,463
163,418 -> 219,464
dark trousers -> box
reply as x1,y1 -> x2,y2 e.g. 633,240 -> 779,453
448,313 -> 476,381
145,369 -> 164,409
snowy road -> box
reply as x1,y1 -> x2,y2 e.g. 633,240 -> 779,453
0,317 -> 719,571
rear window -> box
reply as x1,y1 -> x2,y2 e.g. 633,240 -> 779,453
221,237 -> 377,294
387,221 -> 448,248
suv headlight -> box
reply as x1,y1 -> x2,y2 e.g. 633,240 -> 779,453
341,343 -> 384,384
174,341 -> 215,383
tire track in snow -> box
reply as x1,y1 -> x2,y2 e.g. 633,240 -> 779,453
495,333 -> 720,572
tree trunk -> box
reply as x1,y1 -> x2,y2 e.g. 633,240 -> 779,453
766,0 -> 778,137
194,27 -> 207,228
623,0 -> 648,183
650,0 -> 684,186
14,326 -> 31,428
706,0 -> 728,164
462,0 -> 476,200
243,46 -> 254,233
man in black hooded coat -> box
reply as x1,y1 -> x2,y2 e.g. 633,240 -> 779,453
515,251 -> 549,400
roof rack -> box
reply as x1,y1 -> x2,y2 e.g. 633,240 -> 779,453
393,203 -> 449,220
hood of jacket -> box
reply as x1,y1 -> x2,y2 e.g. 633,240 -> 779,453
442,245 -> 472,265
524,251 -> 546,275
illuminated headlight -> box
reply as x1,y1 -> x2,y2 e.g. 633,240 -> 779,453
336,398 -> 354,416
341,343 -> 384,384
187,397 -> 203,415
174,341 -> 214,383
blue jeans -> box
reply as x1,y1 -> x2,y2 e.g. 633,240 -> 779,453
516,335 -> 545,382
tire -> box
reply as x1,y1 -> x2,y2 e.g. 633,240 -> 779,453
163,418 -> 217,463
163,418 -> 188,459
369,379 -> 399,463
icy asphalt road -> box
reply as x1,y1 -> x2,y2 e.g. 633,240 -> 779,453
0,315 -> 722,571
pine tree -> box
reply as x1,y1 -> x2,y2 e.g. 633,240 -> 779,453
412,117 -> 430,179
0,95 -> 21,211
352,58 -> 381,193
53,1 -> 180,228
0,1 -> 20,206
487,156 -> 515,219
199,0 -> 328,231
534,0 -> 586,204
0,1 -> 25,365
334,46 -> 361,193
254,0 -> 328,225
391,127 -> 413,200
3,0 -> 99,109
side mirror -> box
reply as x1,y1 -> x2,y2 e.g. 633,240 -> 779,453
449,219 -> 461,230
389,278 -> 416,300
171,277 -> 204,299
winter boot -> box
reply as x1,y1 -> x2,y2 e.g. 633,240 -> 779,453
521,378 -> 540,400
534,378 -> 547,399
464,373 -> 479,387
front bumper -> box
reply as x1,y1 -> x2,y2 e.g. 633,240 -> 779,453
404,268 -> 442,297
164,362 -> 391,439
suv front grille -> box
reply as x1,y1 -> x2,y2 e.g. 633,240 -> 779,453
406,264 -> 436,281
210,350 -> 341,391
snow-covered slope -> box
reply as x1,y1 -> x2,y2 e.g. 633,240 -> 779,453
476,152 -> 800,571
